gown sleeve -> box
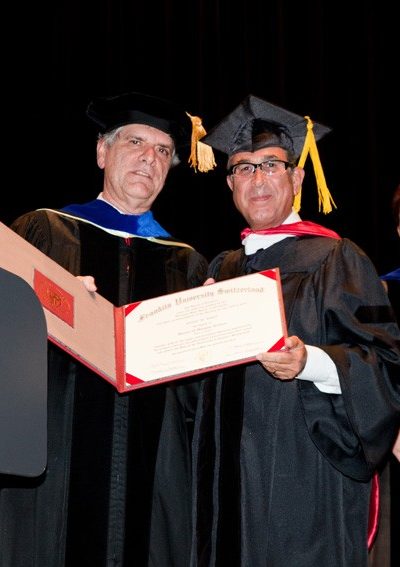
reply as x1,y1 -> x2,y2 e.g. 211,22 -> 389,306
298,238 -> 400,480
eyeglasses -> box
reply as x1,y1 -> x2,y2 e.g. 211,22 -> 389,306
228,159 -> 294,177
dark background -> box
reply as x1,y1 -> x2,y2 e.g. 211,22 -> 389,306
6,0 -> 399,273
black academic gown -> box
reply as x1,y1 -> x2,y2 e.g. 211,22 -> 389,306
191,236 -> 400,567
0,209 -> 208,567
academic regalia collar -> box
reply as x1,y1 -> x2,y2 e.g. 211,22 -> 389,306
55,197 -> 171,238
241,211 -> 340,255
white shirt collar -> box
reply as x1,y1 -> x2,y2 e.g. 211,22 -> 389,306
243,211 -> 301,255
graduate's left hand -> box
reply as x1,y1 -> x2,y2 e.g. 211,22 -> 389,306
256,335 -> 307,381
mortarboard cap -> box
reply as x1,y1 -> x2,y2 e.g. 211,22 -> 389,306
86,91 -> 215,172
202,94 -> 336,213
201,94 -> 331,158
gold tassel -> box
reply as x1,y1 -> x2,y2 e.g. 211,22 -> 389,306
293,116 -> 337,214
186,112 -> 216,173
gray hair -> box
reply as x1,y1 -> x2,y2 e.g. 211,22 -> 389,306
99,127 -> 181,168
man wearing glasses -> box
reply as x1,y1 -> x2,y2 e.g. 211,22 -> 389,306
189,95 -> 400,567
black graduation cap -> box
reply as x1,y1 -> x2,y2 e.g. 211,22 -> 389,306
201,94 -> 331,159
202,94 -> 336,214
86,91 -> 216,172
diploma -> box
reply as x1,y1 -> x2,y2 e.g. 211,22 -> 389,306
0,222 -> 287,392
122,269 -> 287,388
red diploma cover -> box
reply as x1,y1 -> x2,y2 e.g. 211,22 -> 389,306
0,222 -> 287,392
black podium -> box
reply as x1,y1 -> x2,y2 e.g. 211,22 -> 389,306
0,267 -> 47,477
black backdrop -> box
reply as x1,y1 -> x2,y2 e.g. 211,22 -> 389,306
6,0 -> 399,273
